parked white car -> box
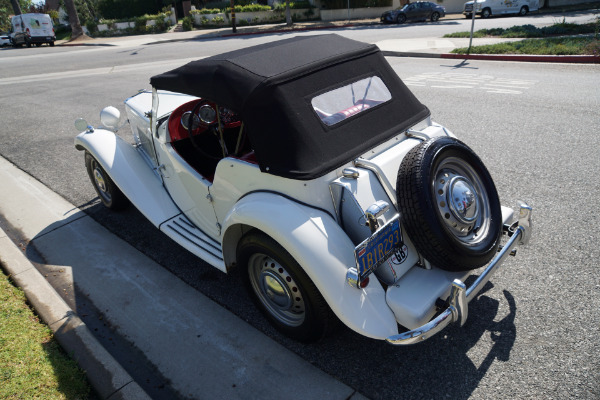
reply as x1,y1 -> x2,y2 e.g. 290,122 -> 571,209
74,35 -> 532,344
464,0 -> 539,18
0,32 -> 11,47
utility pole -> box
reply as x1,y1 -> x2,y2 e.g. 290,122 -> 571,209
230,0 -> 236,33
468,0 -> 477,54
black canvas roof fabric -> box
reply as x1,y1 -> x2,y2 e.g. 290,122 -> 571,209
150,34 -> 430,180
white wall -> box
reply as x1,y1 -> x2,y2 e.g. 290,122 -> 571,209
433,0 -> 467,14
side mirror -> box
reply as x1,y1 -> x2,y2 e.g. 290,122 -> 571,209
100,106 -> 121,131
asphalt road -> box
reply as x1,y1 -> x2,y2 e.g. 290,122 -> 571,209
1,14 -> 599,399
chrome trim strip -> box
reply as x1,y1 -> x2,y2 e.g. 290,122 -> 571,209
354,158 -> 398,210
385,202 -> 532,345
405,129 -> 429,141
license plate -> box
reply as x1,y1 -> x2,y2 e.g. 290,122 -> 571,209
354,216 -> 402,279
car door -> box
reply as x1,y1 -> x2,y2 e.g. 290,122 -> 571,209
157,146 -> 221,239
420,3 -> 433,19
150,102 -> 221,239
404,3 -> 417,20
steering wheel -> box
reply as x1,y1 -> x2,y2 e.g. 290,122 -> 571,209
186,101 -> 223,161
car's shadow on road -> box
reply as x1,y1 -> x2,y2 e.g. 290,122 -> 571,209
27,201 -> 518,400
301,286 -> 518,400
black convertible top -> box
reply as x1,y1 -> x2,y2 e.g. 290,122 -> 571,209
150,34 -> 429,180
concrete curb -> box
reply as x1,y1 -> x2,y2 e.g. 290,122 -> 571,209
0,229 -> 150,400
440,53 -> 600,63
382,50 -> 600,63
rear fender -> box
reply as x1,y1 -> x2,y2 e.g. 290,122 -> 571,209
221,192 -> 398,339
75,129 -> 180,226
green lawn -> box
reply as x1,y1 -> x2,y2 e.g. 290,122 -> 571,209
445,19 -> 600,55
0,267 -> 91,399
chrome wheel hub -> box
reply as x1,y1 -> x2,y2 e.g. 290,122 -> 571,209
93,165 -> 111,201
447,177 -> 478,223
248,254 -> 305,327
434,157 -> 490,244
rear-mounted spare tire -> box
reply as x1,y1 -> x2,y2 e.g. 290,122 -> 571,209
396,136 -> 502,271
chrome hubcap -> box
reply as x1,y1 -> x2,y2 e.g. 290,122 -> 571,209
434,157 -> 490,244
447,177 -> 478,224
248,254 -> 305,327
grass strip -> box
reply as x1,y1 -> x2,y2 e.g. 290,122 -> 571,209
451,36 -> 600,55
0,267 -> 91,399
445,21 -> 599,39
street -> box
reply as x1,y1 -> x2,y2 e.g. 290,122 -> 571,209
1,11 -> 599,399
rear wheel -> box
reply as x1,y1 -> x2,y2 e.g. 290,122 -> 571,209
519,6 -> 528,16
396,137 -> 502,271
238,231 -> 335,342
481,8 -> 491,18
85,152 -> 129,211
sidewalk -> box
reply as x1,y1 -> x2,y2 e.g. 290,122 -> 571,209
57,12 -> 600,64
0,155 -> 365,399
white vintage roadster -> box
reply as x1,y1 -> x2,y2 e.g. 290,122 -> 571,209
75,35 -> 532,344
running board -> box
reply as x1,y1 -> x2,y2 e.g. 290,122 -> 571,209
160,215 -> 225,272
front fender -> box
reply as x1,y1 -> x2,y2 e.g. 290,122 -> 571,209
75,129 -> 180,226
221,192 -> 398,340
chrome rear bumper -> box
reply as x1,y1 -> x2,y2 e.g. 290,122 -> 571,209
386,201 -> 532,345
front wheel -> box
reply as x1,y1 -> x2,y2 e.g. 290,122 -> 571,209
431,12 -> 440,22
481,8 -> 491,18
238,231 -> 335,342
396,14 -> 406,24
85,152 -> 129,211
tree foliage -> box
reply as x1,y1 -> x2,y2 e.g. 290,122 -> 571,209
0,0 -> 32,31
97,0 -> 169,19
320,0 -> 391,9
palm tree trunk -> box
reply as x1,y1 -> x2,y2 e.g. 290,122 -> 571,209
64,0 -> 84,39
10,0 -> 22,15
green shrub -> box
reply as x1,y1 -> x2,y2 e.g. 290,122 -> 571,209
273,1 -> 313,11
234,4 -> 271,12
134,16 -> 148,33
182,16 -> 193,31
192,8 -> 222,15
85,19 -> 98,34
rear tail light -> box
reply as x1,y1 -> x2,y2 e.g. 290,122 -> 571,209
26,28 -> 30,37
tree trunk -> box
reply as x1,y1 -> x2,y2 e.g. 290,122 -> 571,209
285,0 -> 292,26
64,0 -> 84,39
10,0 -> 22,15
